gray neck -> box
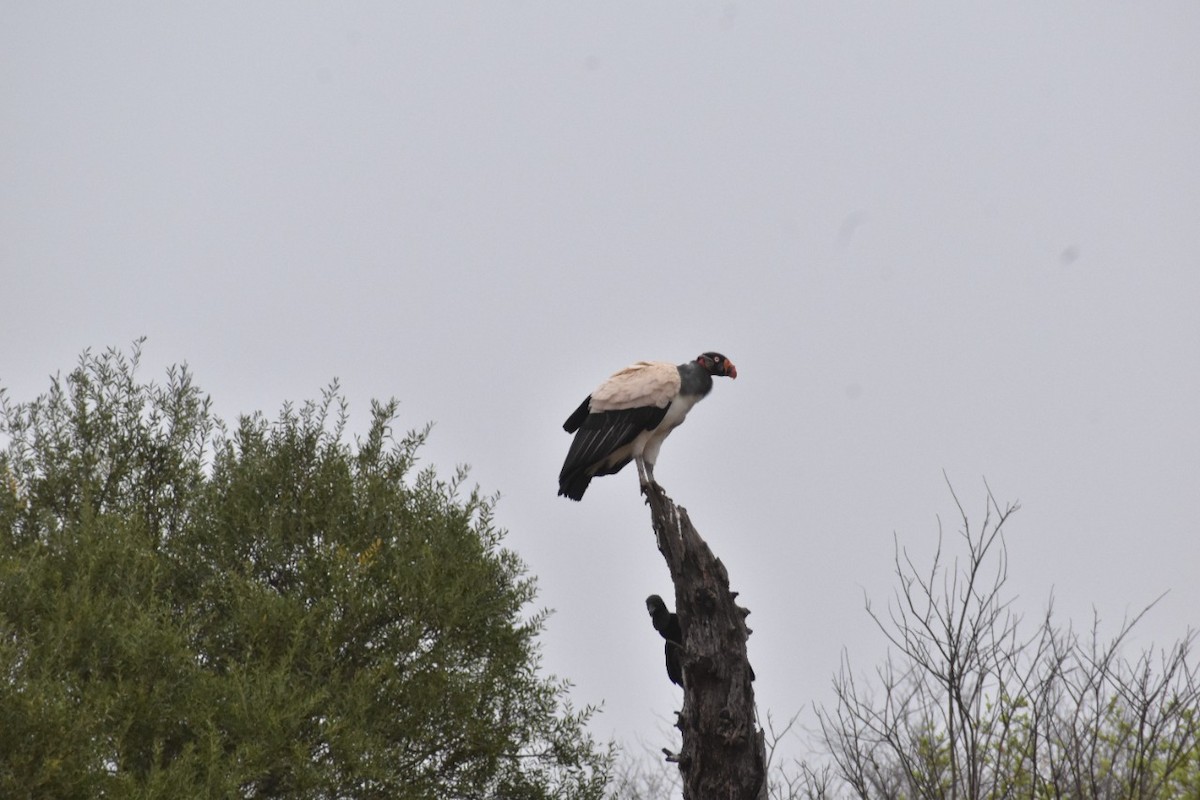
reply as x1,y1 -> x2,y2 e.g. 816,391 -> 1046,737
677,361 -> 714,398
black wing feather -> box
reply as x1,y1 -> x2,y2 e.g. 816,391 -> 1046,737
664,641 -> 683,686
563,396 -> 591,433
647,596 -> 684,686
557,404 -> 669,499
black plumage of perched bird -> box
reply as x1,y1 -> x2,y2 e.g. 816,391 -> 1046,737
645,594 -> 684,686
558,352 -> 737,500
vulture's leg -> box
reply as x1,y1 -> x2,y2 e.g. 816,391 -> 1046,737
636,456 -> 658,498
637,459 -> 659,500
640,436 -> 664,490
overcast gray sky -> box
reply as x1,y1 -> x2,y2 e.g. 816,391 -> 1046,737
4,2 -> 1199,763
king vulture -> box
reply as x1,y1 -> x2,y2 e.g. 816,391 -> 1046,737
646,594 -> 684,686
557,352 -> 737,500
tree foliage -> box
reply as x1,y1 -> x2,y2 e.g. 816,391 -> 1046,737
0,342 -> 610,799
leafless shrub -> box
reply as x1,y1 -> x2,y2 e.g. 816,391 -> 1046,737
817,478 -> 1200,800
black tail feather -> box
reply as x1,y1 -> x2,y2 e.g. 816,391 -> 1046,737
558,470 -> 592,501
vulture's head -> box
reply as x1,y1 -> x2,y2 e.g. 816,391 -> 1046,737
697,352 -> 738,380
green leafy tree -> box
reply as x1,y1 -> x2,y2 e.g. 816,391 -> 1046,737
0,342 -> 610,799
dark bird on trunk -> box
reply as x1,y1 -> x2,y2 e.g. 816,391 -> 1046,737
558,352 -> 737,500
646,594 -> 684,686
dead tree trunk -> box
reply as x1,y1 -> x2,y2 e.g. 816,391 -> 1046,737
644,482 -> 767,800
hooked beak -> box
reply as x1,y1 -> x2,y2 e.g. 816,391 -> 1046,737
725,361 -> 738,379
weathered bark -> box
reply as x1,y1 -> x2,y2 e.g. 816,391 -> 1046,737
644,482 -> 767,800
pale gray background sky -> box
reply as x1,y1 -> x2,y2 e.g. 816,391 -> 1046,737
4,2 -> 1198,762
